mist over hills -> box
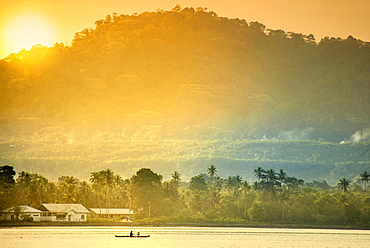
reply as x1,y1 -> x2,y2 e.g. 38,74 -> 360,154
0,7 -> 369,182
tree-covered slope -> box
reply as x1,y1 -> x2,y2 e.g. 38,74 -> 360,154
0,7 -> 369,182
1,138 -> 369,184
1,7 -> 369,142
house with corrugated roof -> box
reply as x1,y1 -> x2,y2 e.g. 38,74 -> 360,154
90,208 -> 133,222
38,203 -> 90,222
1,205 -> 42,221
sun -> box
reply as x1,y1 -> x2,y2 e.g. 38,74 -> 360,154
2,13 -> 55,56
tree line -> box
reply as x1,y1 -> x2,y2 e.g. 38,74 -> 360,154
1,164 -> 370,225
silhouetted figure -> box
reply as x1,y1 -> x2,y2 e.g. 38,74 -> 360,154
130,231 -> 133,237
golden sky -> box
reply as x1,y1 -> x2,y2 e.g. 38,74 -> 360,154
1,0 -> 369,59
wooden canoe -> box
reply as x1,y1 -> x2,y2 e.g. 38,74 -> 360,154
115,235 -> 150,238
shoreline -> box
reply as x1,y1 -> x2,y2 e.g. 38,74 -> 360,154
1,221 -> 369,230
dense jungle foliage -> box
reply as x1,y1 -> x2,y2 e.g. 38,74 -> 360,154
1,165 -> 370,226
0,7 -> 369,185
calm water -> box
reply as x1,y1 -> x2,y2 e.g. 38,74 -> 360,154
1,226 -> 370,248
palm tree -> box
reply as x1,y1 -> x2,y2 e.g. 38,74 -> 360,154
265,169 -> 277,191
234,175 -> 243,188
206,165 -> 218,210
278,169 -> 287,185
338,178 -> 351,193
171,171 -> 181,184
254,166 -> 266,183
78,181 -> 90,206
360,171 -> 370,190
101,169 -> 115,214
225,175 -> 243,193
90,171 -> 103,209
240,180 -> 251,191
207,165 -> 217,181
253,181 -> 261,191
57,176 -> 79,203
90,169 -> 115,215
266,169 -> 277,182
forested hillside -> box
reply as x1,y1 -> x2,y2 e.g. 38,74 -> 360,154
0,7 -> 369,182
1,138 -> 369,184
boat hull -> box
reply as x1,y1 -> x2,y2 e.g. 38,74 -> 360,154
115,235 -> 150,238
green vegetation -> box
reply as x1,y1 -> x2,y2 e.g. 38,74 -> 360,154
1,7 -> 369,224
1,138 -> 369,184
0,6 -> 369,143
131,168 -> 164,218
1,165 -> 370,226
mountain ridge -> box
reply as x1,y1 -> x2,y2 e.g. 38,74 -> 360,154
1,7 -> 369,182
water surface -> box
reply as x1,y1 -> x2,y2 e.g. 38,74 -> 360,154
2,226 -> 370,248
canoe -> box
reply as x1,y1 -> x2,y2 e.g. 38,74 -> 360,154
115,235 -> 150,238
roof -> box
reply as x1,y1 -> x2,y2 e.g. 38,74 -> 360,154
39,204 -> 90,213
90,208 -> 133,215
1,205 -> 42,213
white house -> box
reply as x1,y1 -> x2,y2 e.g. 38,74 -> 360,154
90,208 -> 133,222
1,205 -> 42,221
38,203 -> 90,222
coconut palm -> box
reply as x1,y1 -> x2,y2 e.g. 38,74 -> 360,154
234,175 -> 243,187
171,171 -> 181,184
207,165 -> 217,181
78,181 -> 91,206
239,180 -> 251,219
57,176 -> 79,203
266,169 -> 277,183
90,169 -> 115,214
225,175 -> 243,193
278,169 -> 287,185
338,178 -> 351,193
360,171 -> 370,190
253,181 -> 262,192
265,169 -> 278,191
253,166 -> 266,183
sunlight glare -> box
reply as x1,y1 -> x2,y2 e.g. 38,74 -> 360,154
3,13 -> 55,55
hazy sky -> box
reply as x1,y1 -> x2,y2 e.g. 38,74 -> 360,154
1,0 -> 369,58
